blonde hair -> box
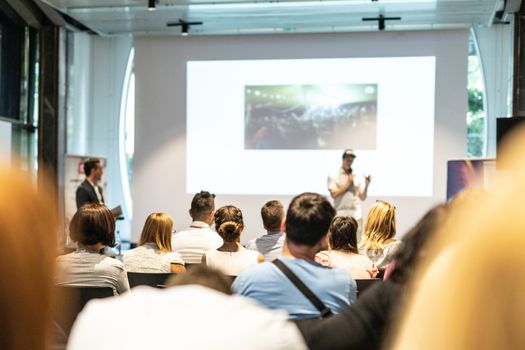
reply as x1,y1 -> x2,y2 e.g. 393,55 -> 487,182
139,213 -> 174,253
390,125 -> 525,350
359,200 -> 396,253
0,168 -> 57,350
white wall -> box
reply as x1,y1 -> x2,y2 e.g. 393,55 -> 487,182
133,30 -> 468,243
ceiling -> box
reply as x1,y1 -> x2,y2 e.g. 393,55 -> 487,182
38,0 -> 507,36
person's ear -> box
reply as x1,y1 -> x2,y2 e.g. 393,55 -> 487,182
281,217 -> 287,233
317,233 -> 329,251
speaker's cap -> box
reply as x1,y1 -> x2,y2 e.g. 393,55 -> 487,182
342,149 -> 357,159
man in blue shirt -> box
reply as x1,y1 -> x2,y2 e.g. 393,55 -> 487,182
233,192 -> 356,319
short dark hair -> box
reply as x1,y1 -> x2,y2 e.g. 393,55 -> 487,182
84,159 -> 101,176
214,205 -> 244,242
329,216 -> 358,253
69,203 -> 116,247
166,265 -> 232,295
285,192 -> 335,246
261,200 -> 284,232
190,190 -> 216,219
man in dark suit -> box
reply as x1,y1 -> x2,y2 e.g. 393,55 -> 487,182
76,158 -> 105,209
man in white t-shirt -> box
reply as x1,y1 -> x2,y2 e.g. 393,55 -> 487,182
172,191 -> 223,264
327,149 -> 371,239
68,281 -> 307,350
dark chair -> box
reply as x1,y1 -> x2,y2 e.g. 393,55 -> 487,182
127,272 -> 175,288
53,286 -> 114,338
355,278 -> 382,297
184,263 -> 202,271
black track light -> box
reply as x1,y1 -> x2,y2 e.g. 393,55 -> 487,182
148,0 -> 156,11
167,19 -> 203,36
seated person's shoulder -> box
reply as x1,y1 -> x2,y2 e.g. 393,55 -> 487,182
233,261 -> 275,285
245,238 -> 257,250
98,256 -> 126,270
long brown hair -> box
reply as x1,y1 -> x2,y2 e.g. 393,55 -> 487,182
0,168 -> 57,350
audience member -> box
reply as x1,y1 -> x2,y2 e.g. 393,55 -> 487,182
166,265 -> 233,294
55,203 -> 130,294
298,203 -> 449,350
172,190 -> 223,263
124,213 -> 185,273
233,192 -> 355,319
0,168 -> 57,350
358,200 -> 399,269
315,216 -> 378,279
68,268 -> 307,350
391,129 -> 525,350
203,205 -> 264,276
246,200 -> 286,261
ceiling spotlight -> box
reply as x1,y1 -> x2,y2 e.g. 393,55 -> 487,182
181,23 -> 189,36
362,14 -> 401,31
167,19 -> 203,36
148,0 -> 156,11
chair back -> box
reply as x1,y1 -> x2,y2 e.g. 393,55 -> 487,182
53,286 -> 114,338
184,263 -> 202,271
127,272 -> 174,288
355,278 -> 382,297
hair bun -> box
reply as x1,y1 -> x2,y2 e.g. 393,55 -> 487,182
219,221 -> 239,234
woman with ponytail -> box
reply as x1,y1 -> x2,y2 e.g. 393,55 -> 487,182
202,205 -> 264,276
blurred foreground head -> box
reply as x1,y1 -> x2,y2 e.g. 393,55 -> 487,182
0,168 -> 57,350
392,125 -> 525,349
167,265 -> 233,295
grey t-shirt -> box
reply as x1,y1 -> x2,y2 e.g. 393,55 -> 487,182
123,243 -> 184,273
245,232 -> 285,261
55,249 -> 130,295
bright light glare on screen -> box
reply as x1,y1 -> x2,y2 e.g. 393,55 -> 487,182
186,57 -> 436,197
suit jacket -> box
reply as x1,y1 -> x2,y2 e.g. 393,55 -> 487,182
76,179 -> 104,209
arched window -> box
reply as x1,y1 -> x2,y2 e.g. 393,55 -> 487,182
119,48 -> 135,219
467,30 -> 487,157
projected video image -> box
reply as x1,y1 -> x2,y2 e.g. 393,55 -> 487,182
244,84 -> 377,150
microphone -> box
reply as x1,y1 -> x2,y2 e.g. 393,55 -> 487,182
347,167 -> 353,174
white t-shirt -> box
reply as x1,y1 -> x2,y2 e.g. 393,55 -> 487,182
327,168 -> 365,220
360,241 -> 401,269
205,249 -> 260,276
172,221 -> 223,264
68,285 -> 308,350
123,243 -> 184,273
